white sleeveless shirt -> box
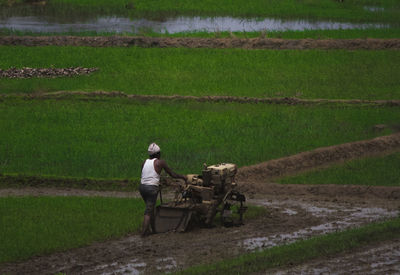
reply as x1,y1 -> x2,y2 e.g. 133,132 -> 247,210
141,159 -> 160,186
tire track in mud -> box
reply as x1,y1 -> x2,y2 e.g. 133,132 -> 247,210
2,91 -> 400,107
1,36 -> 400,50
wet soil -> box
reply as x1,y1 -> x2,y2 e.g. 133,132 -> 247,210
0,190 -> 398,275
3,91 -> 400,107
0,67 -> 98,78
269,239 -> 400,275
1,136 -> 399,274
1,36 -> 400,50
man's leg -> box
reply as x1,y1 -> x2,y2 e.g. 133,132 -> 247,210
141,214 -> 151,237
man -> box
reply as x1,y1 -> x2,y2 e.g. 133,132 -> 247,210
140,142 -> 187,237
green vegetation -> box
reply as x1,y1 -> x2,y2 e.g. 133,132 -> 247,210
0,97 -> 399,179
1,46 -> 399,100
2,0 -> 399,23
0,196 -> 145,263
0,196 -> 266,263
2,28 -> 400,39
279,152 -> 400,186
176,217 -> 400,274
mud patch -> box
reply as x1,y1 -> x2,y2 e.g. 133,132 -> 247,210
241,199 -> 398,251
271,239 -> 400,274
0,67 -> 98,78
0,36 -> 399,50
0,194 -> 398,275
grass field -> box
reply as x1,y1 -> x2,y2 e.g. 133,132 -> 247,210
0,196 -> 265,263
176,217 -> 400,274
0,97 -> 398,179
2,0 -> 399,23
1,47 -> 399,100
0,196 -> 145,263
279,152 -> 400,186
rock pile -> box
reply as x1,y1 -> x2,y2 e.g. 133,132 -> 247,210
0,67 -> 98,78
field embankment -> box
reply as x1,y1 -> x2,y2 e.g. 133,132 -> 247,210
4,91 -> 400,107
2,29 -> 400,40
279,152 -> 400,186
1,36 -> 400,50
237,133 -> 400,183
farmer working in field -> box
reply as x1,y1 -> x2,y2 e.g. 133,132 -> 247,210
140,143 -> 187,237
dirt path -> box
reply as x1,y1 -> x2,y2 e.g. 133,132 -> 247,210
3,91 -> 400,107
237,132 -> 400,186
1,36 -> 399,50
0,187 -> 138,198
268,239 -> 400,275
1,191 -> 398,275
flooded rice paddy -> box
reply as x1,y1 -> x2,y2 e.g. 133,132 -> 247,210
0,15 -> 389,34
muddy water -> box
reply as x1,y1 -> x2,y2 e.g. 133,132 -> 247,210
0,15 -> 389,34
90,198 -> 398,274
273,240 -> 400,274
241,199 -> 398,251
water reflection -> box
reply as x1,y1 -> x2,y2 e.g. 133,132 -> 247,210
0,15 -> 389,34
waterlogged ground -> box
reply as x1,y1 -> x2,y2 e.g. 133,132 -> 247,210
271,240 -> 400,275
0,15 -> 389,34
1,187 -> 399,274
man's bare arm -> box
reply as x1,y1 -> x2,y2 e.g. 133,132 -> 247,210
158,159 -> 187,181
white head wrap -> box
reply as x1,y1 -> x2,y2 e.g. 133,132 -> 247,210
148,143 -> 161,155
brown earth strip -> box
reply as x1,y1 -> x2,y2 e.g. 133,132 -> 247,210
1,36 -> 400,50
237,133 -> 400,197
0,187 -> 138,198
0,67 -> 98,78
2,91 -> 400,107
0,174 -> 139,192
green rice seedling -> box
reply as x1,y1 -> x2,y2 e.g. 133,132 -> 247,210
0,196 -> 144,263
279,152 -> 400,186
0,98 -> 399,179
0,46 -> 399,100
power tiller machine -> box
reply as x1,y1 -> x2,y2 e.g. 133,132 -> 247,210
154,163 -> 247,233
